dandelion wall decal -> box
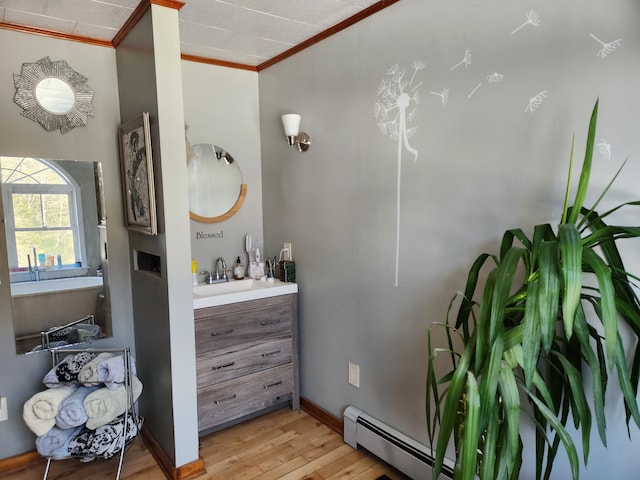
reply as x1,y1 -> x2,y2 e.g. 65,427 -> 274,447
487,72 -> 505,83
597,139 -> 612,160
468,83 -> 482,98
429,87 -> 449,105
511,10 -> 541,35
374,60 -> 425,287
525,90 -> 547,113
450,49 -> 472,70
589,33 -> 622,58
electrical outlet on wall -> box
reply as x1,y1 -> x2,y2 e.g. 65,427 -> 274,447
348,362 -> 360,388
0,396 -> 8,421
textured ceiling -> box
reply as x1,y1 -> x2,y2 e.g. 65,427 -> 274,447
0,0 -> 383,67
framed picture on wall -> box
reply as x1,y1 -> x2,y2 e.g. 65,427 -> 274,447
119,112 -> 157,235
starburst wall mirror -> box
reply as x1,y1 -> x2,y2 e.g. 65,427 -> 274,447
13,57 -> 94,134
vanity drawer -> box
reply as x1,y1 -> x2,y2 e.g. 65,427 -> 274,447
195,303 -> 292,354
197,363 -> 293,432
196,337 -> 292,386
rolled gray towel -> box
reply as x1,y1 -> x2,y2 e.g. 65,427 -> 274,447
84,376 -> 143,430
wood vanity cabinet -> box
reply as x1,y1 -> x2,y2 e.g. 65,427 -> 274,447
194,293 -> 299,433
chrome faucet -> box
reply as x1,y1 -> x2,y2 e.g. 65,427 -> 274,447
214,257 -> 229,282
202,270 -> 215,284
27,254 -> 43,281
30,265 -> 42,282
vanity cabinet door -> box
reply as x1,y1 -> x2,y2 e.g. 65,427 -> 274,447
194,299 -> 292,354
196,336 -> 292,385
197,363 -> 293,431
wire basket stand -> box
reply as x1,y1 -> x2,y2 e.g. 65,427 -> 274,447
39,338 -> 141,480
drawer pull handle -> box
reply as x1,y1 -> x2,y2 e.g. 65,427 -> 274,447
264,380 -> 283,389
212,361 -> 235,370
211,328 -> 234,336
214,394 -> 237,404
260,319 -> 281,326
262,350 -> 281,357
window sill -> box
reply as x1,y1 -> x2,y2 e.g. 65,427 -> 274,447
9,266 -> 90,284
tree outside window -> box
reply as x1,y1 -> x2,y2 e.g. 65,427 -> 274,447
0,157 -> 83,270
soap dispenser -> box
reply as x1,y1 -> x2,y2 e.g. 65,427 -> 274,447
233,256 -> 245,280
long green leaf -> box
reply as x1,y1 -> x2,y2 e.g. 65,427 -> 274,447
475,270 -> 497,369
459,372 -> 480,480
558,223 -> 582,338
614,333 -> 640,427
489,247 -> 526,345
426,328 -> 439,450
527,392 -> 580,480
543,396 -> 571,480
537,241 -> 560,352
577,157 -> 628,231
573,305 -> 607,445
522,280 -> 541,388
582,248 -> 617,361
433,332 -> 476,480
479,398 -> 500,480
479,333 -> 504,430
498,363 -> 520,477
566,99 -> 598,224
456,253 -> 494,333
561,135 -> 575,224
551,352 -> 592,464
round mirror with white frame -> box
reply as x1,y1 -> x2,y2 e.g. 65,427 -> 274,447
13,56 -> 94,134
188,144 -> 247,223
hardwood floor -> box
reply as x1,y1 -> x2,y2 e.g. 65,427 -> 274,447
4,407 -> 410,480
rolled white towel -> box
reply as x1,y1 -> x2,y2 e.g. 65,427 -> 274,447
84,376 -> 143,430
23,386 -> 76,436
77,352 -> 115,385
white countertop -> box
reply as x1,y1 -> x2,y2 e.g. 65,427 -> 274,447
192,278 -> 298,309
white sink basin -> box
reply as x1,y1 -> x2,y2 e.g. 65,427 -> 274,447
193,278 -> 298,309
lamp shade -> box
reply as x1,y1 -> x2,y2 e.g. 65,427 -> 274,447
281,114 -> 301,137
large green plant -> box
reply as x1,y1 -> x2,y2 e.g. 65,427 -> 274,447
426,100 -> 640,480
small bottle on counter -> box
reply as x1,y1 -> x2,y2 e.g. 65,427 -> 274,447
192,260 -> 199,285
233,256 -> 245,280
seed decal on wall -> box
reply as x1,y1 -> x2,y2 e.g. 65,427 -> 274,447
450,48 -> 472,70
597,139 -> 612,160
429,87 -> 449,105
468,83 -> 482,98
487,72 -> 505,83
511,10 -> 541,35
374,61 -> 425,287
589,33 -> 622,58
526,90 -> 547,113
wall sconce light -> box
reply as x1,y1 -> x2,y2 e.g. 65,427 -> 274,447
281,114 -> 311,152
214,147 -> 234,164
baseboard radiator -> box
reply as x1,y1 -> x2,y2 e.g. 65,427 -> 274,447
344,406 -> 454,480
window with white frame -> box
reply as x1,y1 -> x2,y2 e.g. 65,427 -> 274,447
0,157 -> 84,271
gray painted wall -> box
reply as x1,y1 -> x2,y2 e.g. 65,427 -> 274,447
115,5 -> 199,467
259,0 -> 640,478
0,29 -> 135,459
181,62 -> 264,273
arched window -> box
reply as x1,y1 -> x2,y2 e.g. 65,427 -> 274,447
0,157 -> 86,272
